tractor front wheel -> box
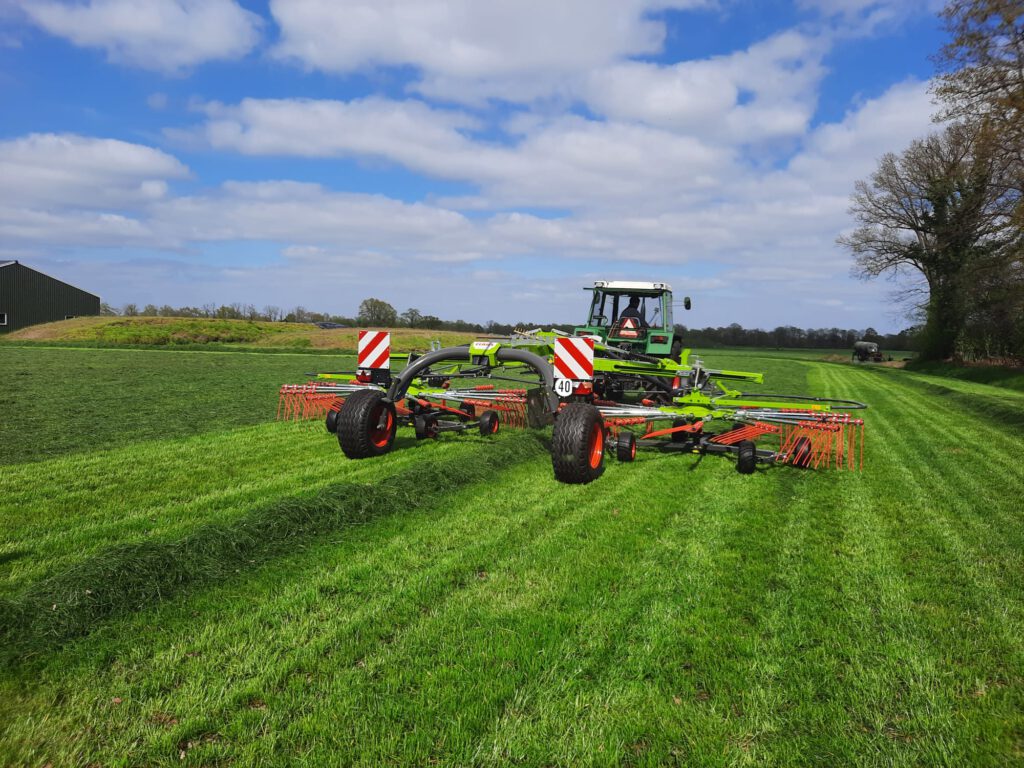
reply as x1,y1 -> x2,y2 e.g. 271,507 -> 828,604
552,403 -> 606,484
337,389 -> 397,459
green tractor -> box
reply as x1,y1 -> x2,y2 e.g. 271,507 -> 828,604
573,281 -> 690,361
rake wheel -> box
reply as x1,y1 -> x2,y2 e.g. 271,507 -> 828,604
552,403 -> 606,484
326,409 -> 339,434
337,389 -> 396,459
478,410 -> 500,436
616,431 -> 637,462
414,415 -> 439,440
792,436 -> 813,468
736,439 -> 757,474
671,418 -> 691,443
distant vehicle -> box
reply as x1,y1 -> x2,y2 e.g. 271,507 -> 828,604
315,322 -> 348,329
852,340 -> 883,362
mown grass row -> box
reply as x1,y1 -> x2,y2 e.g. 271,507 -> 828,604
0,346 -> 350,464
0,430 -> 549,661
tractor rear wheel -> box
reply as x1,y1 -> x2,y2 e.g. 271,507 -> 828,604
616,431 -> 637,462
670,338 -> 683,363
552,403 -> 606,484
478,410 -> 500,436
736,439 -> 757,474
337,389 -> 397,459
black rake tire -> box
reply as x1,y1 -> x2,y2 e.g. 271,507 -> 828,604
478,410 -> 500,436
551,402 -> 606,484
325,408 -> 339,434
414,415 -> 439,440
337,389 -> 397,459
616,431 -> 637,462
736,439 -> 757,474
792,436 -> 813,468
671,418 -> 691,443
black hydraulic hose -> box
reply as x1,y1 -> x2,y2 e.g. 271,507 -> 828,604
739,392 -> 868,410
386,346 -> 560,414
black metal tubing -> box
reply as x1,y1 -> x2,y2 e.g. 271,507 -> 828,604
386,346 -> 560,414
737,392 -> 868,410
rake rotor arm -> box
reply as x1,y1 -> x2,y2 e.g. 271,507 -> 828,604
385,346 -> 560,414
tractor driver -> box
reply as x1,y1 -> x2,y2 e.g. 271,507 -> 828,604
619,296 -> 648,328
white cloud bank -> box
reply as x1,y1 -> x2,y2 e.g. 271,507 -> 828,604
270,0 -> 711,104
18,0 -> 261,72
0,76 -> 937,325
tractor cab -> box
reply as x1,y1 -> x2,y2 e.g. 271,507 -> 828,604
574,281 -> 690,360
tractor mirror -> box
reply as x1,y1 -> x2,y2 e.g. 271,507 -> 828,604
684,296 -> 692,310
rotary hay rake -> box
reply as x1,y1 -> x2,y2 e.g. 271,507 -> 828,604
278,330 -> 866,484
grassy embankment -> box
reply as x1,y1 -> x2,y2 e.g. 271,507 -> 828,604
1,345 -> 1023,765
2,316 -> 476,351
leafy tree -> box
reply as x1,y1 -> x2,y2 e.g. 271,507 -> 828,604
357,298 -> 398,327
838,122 -> 1017,359
99,302 -> 119,316
932,0 -> 1024,359
419,314 -> 443,330
122,303 -> 138,316
935,0 -> 1024,197
401,307 -> 423,328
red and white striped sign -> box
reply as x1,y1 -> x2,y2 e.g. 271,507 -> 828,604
554,337 -> 594,381
357,330 -> 391,370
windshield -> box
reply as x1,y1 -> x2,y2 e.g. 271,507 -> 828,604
587,290 -> 666,328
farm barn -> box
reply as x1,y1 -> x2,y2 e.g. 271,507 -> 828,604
0,261 -> 100,333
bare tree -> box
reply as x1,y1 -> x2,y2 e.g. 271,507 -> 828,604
839,122 -> 1018,359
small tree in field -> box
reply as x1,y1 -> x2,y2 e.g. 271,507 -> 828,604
357,298 -> 398,327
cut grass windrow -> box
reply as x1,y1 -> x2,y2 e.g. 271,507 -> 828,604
0,431 -> 549,662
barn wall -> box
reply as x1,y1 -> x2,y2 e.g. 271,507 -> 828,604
0,263 -> 101,333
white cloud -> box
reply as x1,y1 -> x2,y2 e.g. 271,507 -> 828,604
19,0 -> 261,72
270,0 -> 709,103
0,133 -> 190,209
199,97 -> 479,164
582,30 -> 829,142
186,97 -> 732,211
797,0 -> 943,34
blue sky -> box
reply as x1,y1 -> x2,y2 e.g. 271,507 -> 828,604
1,0 -> 948,330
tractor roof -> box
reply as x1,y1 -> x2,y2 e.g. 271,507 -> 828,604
588,280 -> 671,293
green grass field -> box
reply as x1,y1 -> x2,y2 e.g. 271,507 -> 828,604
2,346 -> 1023,766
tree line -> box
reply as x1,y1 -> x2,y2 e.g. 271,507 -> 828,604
841,0 -> 1023,362
103,298 -> 913,351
